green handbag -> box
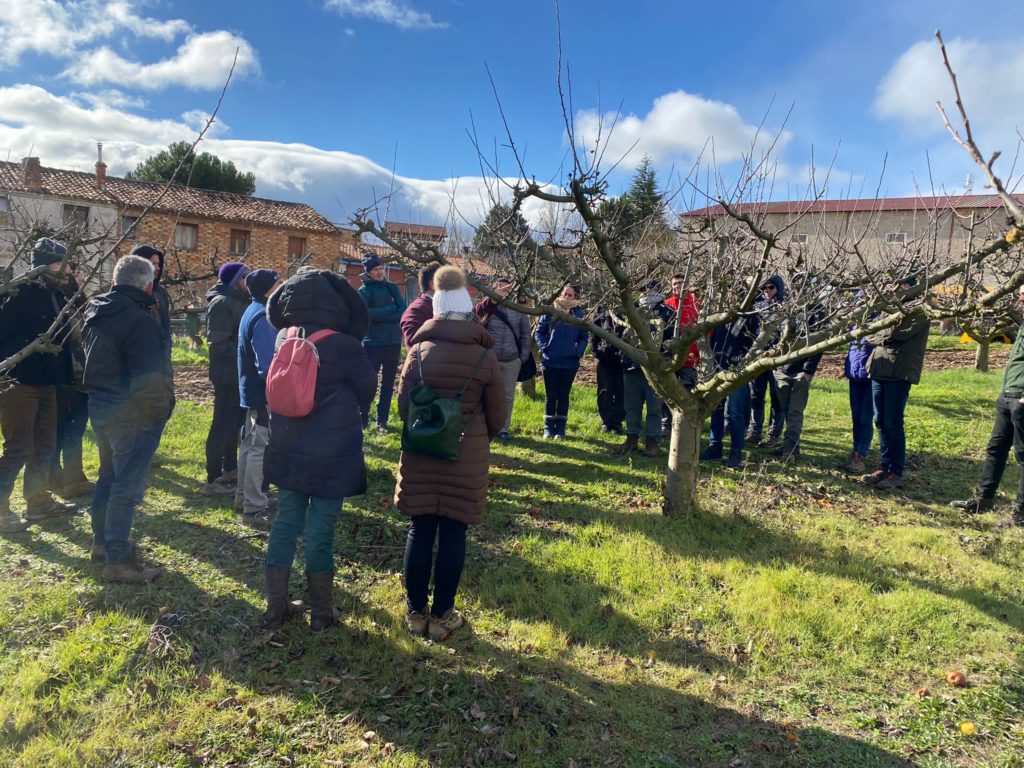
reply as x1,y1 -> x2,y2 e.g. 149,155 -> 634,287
401,344 -> 490,460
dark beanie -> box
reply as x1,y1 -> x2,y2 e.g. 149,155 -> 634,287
362,253 -> 383,273
32,237 -> 67,268
218,261 -> 249,287
244,268 -> 280,298
130,244 -> 164,260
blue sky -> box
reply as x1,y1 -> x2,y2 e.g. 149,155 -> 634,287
1,0 -> 1021,230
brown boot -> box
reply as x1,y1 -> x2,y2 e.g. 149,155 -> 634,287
306,570 -> 339,632
101,560 -> 163,583
612,435 -> 639,455
643,438 -> 660,457
262,566 -> 305,629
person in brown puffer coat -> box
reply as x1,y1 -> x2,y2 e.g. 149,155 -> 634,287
394,265 -> 506,642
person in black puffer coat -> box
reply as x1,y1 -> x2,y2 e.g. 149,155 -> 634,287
262,269 -> 375,631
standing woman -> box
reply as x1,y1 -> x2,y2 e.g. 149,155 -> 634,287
535,284 -> 588,439
262,269 -> 375,631
395,266 -> 506,642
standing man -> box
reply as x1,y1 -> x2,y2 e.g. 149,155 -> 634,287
0,238 -> 77,533
863,277 -> 929,491
203,261 -> 250,496
749,275 -> 786,447
474,277 -> 532,440
130,245 -> 171,347
949,284 -> 1024,525
662,272 -> 701,435
358,254 -> 406,431
236,268 -> 280,527
591,305 -> 625,434
82,255 -> 174,582
401,263 -> 441,347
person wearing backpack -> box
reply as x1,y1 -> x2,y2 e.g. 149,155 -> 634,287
473,277 -> 531,440
358,254 -> 407,432
261,270 -> 375,631
394,266 -> 506,642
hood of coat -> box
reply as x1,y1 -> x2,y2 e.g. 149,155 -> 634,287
761,274 -> 786,303
206,282 -> 247,304
267,269 -> 369,339
410,317 -> 495,348
84,284 -> 154,327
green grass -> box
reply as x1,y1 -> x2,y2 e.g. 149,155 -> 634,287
1,367 -> 1022,766
170,336 -> 209,366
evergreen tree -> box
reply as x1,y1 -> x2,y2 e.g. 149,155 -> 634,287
473,203 -> 537,269
126,142 -> 256,195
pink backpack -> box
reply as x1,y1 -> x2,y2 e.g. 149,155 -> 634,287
265,327 -> 339,418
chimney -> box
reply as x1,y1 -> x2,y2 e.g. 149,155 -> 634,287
20,157 -> 43,192
95,142 -> 107,191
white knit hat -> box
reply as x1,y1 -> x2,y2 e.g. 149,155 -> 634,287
432,265 -> 474,315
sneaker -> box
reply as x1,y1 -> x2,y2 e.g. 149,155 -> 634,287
217,470 -> 238,486
759,434 -> 780,449
24,497 -> 77,521
949,496 -> 995,513
745,428 -> 761,444
839,452 -> 866,474
553,434 -> 565,441
861,468 -> 887,485
428,609 -> 463,642
101,561 -> 164,583
497,430 -> 513,441
201,482 -> 235,497
0,510 -> 30,533
875,472 -> 904,491
542,429 -> 555,440
239,508 -> 275,528
699,447 -> 723,462
375,424 -> 389,435
725,452 -> 743,470
406,610 -> 428,636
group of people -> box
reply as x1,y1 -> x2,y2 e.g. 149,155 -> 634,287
1,241 -> 1022,641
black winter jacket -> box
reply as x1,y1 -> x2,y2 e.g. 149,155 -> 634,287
264,270 -> 375,499
82,285 -> 175,428
206,283 -> 250,386
0,277 -> 73,386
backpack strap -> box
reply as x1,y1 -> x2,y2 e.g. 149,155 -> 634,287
307,329 -> 339,344
455,348 -> 491,400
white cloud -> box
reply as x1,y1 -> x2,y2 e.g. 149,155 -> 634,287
72,88 -> 148,110
324,0 -> 447,30
63,30 -> 260,90
574,90 -> 791,171
0,0 -> 190,66
875,37 -> 1024,141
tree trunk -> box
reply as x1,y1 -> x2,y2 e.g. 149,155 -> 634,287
975,338 -> 990,372
664,408 -> 700,516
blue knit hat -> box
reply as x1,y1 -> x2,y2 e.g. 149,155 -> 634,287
32,237 -> 67,268
218,261 -> 249,287
362,253 -> 383,273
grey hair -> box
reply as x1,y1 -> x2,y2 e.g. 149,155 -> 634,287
112,255 -> 154,291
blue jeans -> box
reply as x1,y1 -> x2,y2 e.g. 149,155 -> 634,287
848,379 -> 874,456
90,421 -> 164,565
404,514 -> 467,617
265,489 -> 342,573
709,385 -> 751,456
750,370 -> 780,437
623,369 -> 663,439
872,379 -> 912,476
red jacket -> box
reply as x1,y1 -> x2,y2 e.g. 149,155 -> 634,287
664,291 -> 700,369
400,292 -> 433,347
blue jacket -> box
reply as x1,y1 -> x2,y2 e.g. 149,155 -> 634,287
536,307 -> 588,369
237,297 -> 276,409
844,336 -> 874,381
710,312 -> 760,371
358,274 -> 407,347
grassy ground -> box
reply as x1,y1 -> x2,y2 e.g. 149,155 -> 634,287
0,364 -> 1022,767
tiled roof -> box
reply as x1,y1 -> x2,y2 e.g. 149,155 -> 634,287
336,230 -> 495,276
684,194 -> 1024,218
0,160 -> 339,234
384,221 -> 448,240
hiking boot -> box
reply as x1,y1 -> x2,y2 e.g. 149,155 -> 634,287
406,610 -> 428,637
239,508 -> 275,528
59,476 -> 95,498
201,481 -> 235,497
699,446 -> 723,462
91,541 -> 106,563
24,497 -> 77,521
759,433 -> 781,449
262,566 -> 305,629
101,560 -> 164,583
949,495 -> 995,513
772,445 -> 800,462
306,570 -> 339,632
875,472 -> 904,491
839,452 -> 866,474
613,435 -> 639,455
216,470 -> 238,486
745,427 -> 761,444
643,438 -> 660,457
725,452 -> 743,470
0,510 -> 30,533
428,609 -> 463,642
861,468 -> 887,485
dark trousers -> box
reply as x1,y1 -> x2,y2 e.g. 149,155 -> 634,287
91,421 -> 163,564
363,344 -> 401,427
595,357 -> 625,429
205,381 -> 244,483
872,379 -> 912,476
709,385 -> 751,457
404,514 -> 468,617
542,366 -> 578,433
51,386 -> 89,485
0,383 -> 57,510
662,367 -> 697,428
848,379 -> 874,456
750,370 -> 780,437
977,393 -> 1024,507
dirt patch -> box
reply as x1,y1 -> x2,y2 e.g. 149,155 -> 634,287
174,365 -> 214,404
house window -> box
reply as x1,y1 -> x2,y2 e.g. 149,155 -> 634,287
175,222 -> 198,251
122,216 -> 140,239
288,236 -> 307,259
885,232 -> 907,244
0,196 -> 9,224
790,233 -> 808,244
62,204 -> 90,234
229,229 -> 250,256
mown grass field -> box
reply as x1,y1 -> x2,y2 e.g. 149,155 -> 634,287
1,352 -> 1022,767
